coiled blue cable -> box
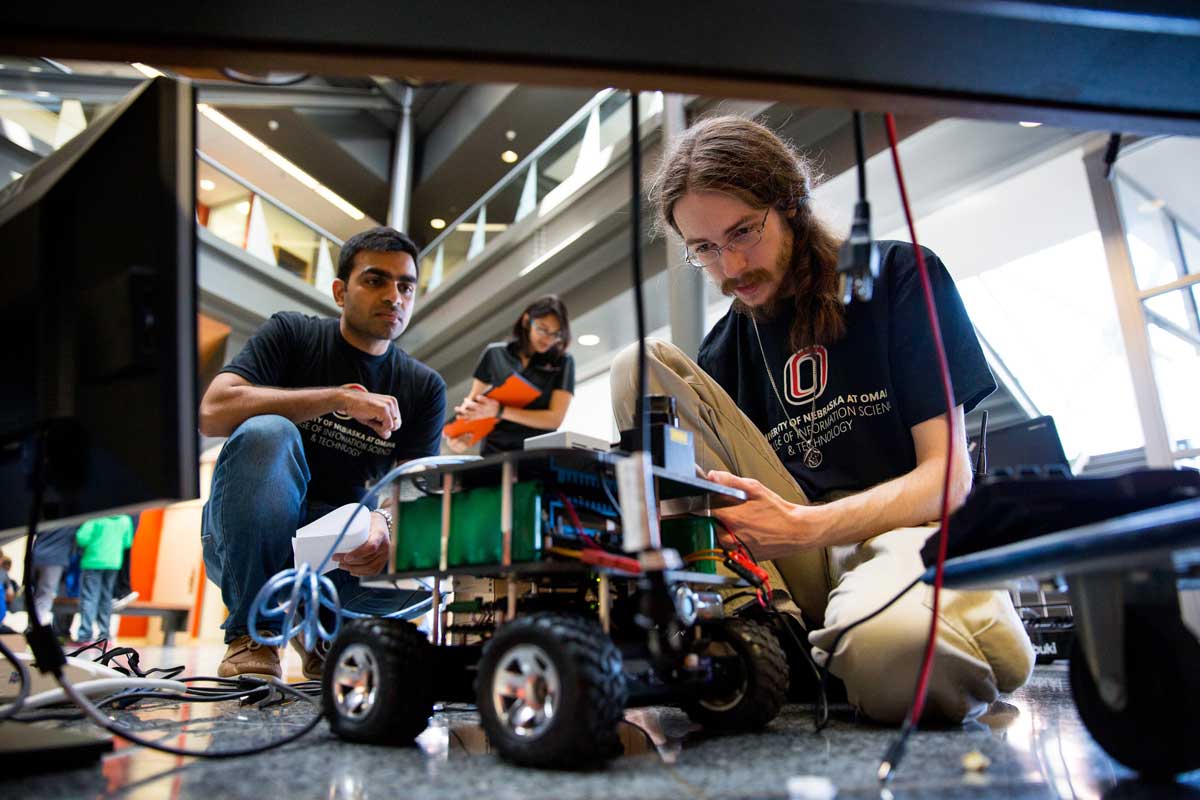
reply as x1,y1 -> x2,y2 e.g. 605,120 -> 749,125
248,455 -> 481,652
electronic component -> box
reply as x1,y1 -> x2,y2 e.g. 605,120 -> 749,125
394,481 -> 544,570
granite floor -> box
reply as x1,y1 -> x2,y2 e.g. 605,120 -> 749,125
5,643 -> 1199,800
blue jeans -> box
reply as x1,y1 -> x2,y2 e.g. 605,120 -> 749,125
201,415 -> 423,644
78,569 -> 118,641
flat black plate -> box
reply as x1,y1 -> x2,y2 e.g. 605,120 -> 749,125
393,448 -> 746,506
929,497 -> 1200,588
366,560 -> 741,587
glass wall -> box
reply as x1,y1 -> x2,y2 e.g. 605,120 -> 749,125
1111,136 -> 1200,465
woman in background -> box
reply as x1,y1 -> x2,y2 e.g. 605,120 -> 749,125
447,295 -> 575,454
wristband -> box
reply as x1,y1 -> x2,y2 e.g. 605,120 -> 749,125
495,405 -> 504,419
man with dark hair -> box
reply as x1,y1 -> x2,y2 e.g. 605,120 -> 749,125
199,225 -> 446,679
613,117 -> 1032,724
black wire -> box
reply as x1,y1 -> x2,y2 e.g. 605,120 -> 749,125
15,424 -> 50,722
0,637 -> 30,721
773,610 -> 830,726
852,110 -> 867,202
711,516 -> 760,564
1102,132 -> 1123,181
16,425 -> 324,759
10,676 -> 321,723
67,676 -> 324,759
814,575 -> 922,731
629,90 -> 649,461
66,640 -> 110,659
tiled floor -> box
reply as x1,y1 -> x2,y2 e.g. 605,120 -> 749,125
5,643 -> 1199,799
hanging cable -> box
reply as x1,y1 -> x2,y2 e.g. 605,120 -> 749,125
0,637 -> 30,721
812,575 -> 923,731
12,422 -> 326,758
874,111 -> 959,784
853,110 -> 867,202
629,91 -> 650,458
55,672 -> 323,759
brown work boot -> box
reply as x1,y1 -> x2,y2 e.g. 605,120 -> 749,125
217,633 -> 281,679
289,635 -> 332,680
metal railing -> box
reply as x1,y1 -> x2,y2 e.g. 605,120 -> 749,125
196,150 -> 345,290
416,89 -> 662,296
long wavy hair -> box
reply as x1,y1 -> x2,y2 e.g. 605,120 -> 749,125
647,115 -> 845,351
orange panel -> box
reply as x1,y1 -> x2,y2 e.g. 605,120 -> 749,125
117,508 -> 165,638
190,560 -> 206,639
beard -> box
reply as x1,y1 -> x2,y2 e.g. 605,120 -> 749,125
725,229 -> 797,321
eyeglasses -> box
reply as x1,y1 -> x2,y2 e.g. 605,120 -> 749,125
530,320 -> 564,340
683,209 -> 770,268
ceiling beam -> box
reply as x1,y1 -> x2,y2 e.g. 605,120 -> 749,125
0,68 -> 393,110
1,1 -> 1198,133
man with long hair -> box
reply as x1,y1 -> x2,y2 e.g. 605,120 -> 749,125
612,116 -> 1033,723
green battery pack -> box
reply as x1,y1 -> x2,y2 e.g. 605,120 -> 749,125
394,481 -> 543,571
661,516 -> 720,575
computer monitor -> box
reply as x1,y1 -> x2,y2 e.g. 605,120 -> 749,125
971,415 -> 1071,476
0,77 -> 198,541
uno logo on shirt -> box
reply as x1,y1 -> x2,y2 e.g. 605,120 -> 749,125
784,346 -> 828,405
333,383 -> 367,420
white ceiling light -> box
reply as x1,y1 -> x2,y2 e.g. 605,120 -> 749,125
235,200 -> 251,214
501,150 -> 519,164
505,130 -> 517,141
430,218 -> 447,230
1018,121 -> 1042,128
578,334 -> 600,346
130,62 -> 164,79
457,222 -> 508,233
199,178 -> 216,192
197,103 -> 365,221
267,119 -> 280,132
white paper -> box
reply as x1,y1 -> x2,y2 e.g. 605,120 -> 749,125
292,503 -> 373,575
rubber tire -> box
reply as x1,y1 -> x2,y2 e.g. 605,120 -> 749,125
683,618 -> 789,731
475,612 -> 627,769
322,618 -> 434,745
1069,606 -> 1200,777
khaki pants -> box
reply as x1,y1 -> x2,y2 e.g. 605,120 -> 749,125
611,339 -> 1034,723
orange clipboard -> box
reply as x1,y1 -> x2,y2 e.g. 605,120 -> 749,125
443,373 -> 542,445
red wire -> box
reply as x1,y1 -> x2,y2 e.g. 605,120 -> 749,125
883,112 -> 956,727
559,493 -> 602,549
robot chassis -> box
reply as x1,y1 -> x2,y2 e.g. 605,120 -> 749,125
320,447 -> 793,769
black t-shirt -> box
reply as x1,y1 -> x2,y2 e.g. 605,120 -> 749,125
471,342 -> 576,453
221,312 -> 446,504
698,242 -> 995,502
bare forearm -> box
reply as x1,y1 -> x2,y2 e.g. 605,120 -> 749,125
816,456 -> 971,547
199,384 -> 349,437
499,406 -> 563,430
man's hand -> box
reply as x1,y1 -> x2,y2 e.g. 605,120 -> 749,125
332,512 -> 391,577
706,470 -> 828,561
337,388 -> 402,440
455,394 -> 501,421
